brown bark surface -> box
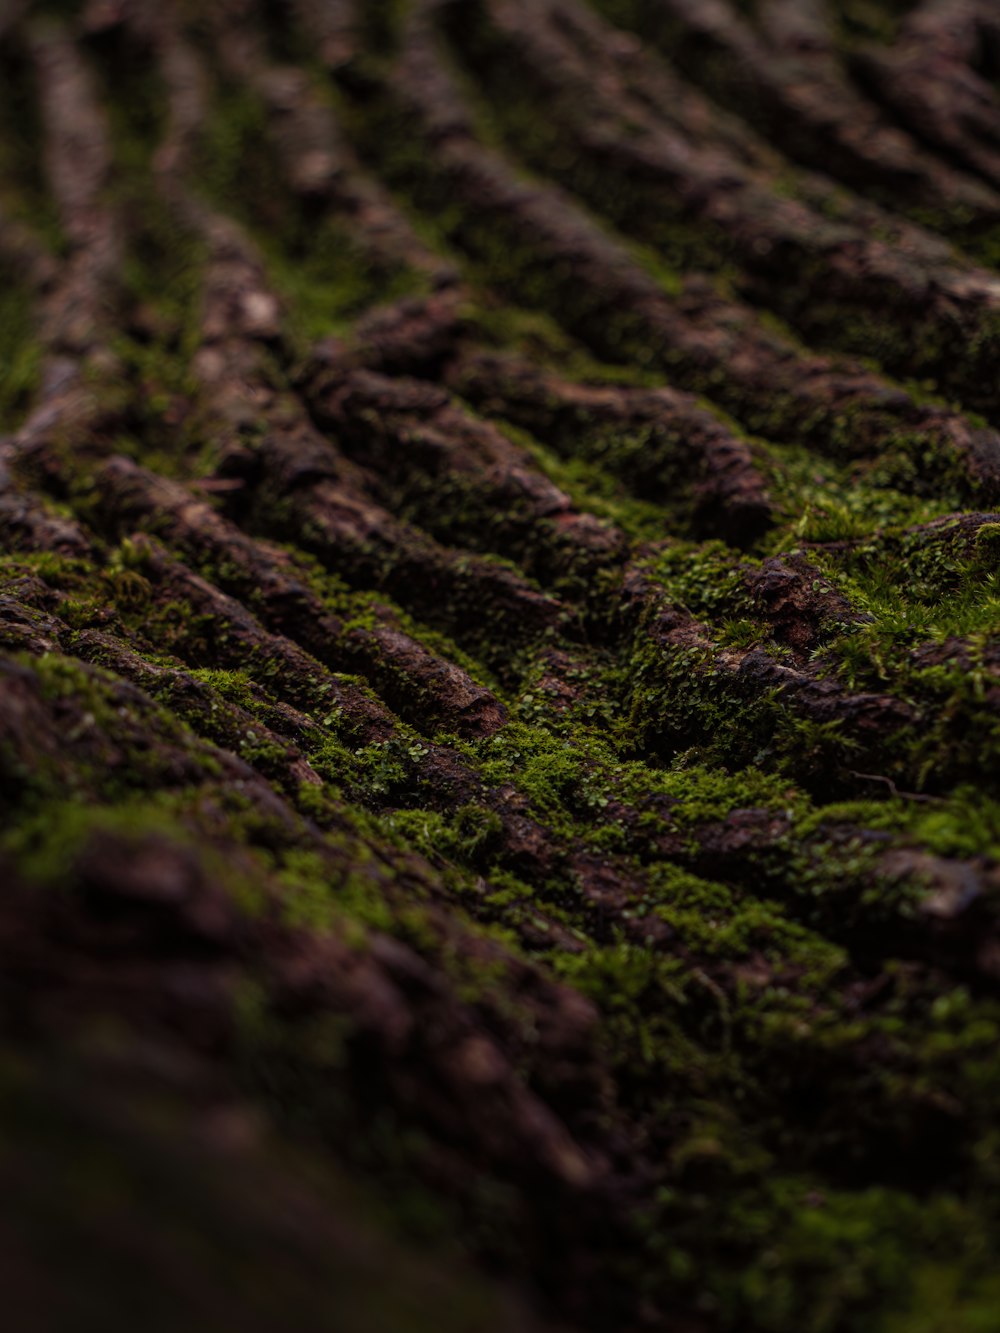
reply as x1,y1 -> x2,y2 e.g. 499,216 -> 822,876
2,2 -> 1000,1331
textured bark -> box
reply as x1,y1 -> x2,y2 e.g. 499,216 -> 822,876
2,2 -> 1000,1331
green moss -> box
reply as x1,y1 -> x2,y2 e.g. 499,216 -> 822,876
385,803 -> 504,868
354,76 -> 1000,476
778,519 -> 1000,789
545,903 -> 1000,1330
0,264 -> 43,431
588,0 -> 993,269
275,845 -> 395,933
831,0 -> 918,47
92,18 -> 167,170
3,789 -> 279,919
194,79 -> 429,348
268,217 -> 428,342
3,8 -> 1000,1326
439,3 -> 736,278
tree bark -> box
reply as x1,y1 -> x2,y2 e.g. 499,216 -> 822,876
3,2 -> 1000,1330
